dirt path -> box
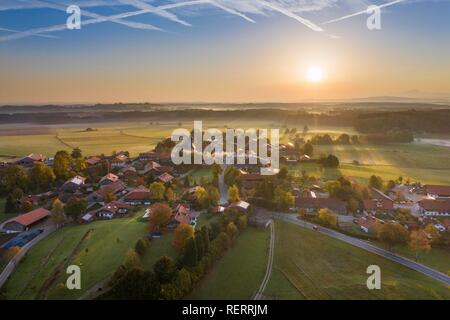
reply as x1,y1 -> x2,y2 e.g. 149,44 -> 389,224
253,220 -> 274,300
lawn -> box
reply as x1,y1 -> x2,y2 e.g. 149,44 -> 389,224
3,214 -> 156,300
189,227 -> 270,300
264,219 -> 450,300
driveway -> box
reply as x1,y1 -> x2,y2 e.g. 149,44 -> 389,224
273,212 -> 450,286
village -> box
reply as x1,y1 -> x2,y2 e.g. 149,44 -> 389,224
0,131 -> 449,299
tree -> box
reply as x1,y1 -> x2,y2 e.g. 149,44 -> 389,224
369,175 -> 383,190
135,239 -> 149,255
29,162 -> 55,191
351,135 -> 359,144
51,199 -> 65,227
173,224 -> 195,251
224,167 -> 241,186
182,237 -> 198,267
226,222 -> 239,241
277,168 -> 288,180
207,186 -> 220,207
273,186 -> 294,210
64,197 -> 87,219
53,150 -> 73,181
73,158 -> 87,173
110,267 -> 161,300
336,134 -> 350,144
123,249 -> 142,270
236,215 -> 248,230
302,125 -> 309,137
3,246 -> 20,262
211,164 -> 222,178
71,147 -> 83,159
20,200 -> 33,213
424,224 -> 440,245
200,226 -> 210,253
195,232 -> 205,259
148,203 -> 172,232
195,187 -> 209,209
0,165 -> 28,193
375,222 -> 408,250
149,182 -> 165,201
153,256 -> 176,284
319,154 -> 340,168
228,185 -> 240,203
317,208 -> 337,228
409,230 -> 431,261
303,141 -> 314,156
165,187 -> 175,203
324,180 -> 341,197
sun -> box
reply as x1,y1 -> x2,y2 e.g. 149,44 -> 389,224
306,65 -> 323,83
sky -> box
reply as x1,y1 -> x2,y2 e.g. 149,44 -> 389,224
0,0 -> 449,104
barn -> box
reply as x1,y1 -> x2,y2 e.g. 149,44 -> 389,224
3,208 -> 51,232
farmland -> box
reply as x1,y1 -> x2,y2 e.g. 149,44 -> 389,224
189,227 -> 270,300
2,213 -> 176,300
264,220 -> 450,300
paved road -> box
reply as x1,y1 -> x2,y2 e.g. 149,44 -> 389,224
0,224 -> 57,289
218,165 -> 228,205
273,213 -> 450,286
254,220 -> 274,300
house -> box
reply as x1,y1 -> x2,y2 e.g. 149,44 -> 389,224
419,199 -> 450,217
296,197 -> 347,215
97,201 -> 130,219
119,166 -> 138,180
237,173 -> 267,191
363,188 -> 395,214
86,156 -> 102,166
111,154 -> 129,168
356,215 -> 381,233
15,153 -> 46,167
184,186 -> 201,202
157,172 -> 174,184
168,204 -> 192,229
211,206 -> 225,214
142,161 -> 161,175
61,175 -> 86,193
80,213 -> 95,224
99,173 -> 119,186
88,180 -> 127,204
139,150 -> 160,162
124,186 -> 151,205
425,185 -> 450,199
3,208 -> 51,232
229,200 -> 251,213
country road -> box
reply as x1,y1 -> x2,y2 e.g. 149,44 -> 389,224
254,219 -> 274,300
273,213 -> 450,287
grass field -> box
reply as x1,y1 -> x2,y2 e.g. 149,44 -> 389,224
189,227 -> 270,300
2,213 -> 175,300
264,220 -> 450,300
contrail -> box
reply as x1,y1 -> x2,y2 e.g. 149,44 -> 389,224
322,0 -> 407,25
0,0 -> 258,41
19,0 -> 161,31
256,0 -> 324,32
0,26 -> 57,38
117,0 -> 192,26
208,0 -> 256,23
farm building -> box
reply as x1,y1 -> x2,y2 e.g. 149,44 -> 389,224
15,153 -> 46,167
229,200 -> 251,213
61,175 -> 86,192
419,199 -> 450,217
425,185 -> 450,200
99,173 -> 119,186
124,186 -> 151,205
296,197 -> 347,215
3,208 -> 51,232
97,201 -> 130,219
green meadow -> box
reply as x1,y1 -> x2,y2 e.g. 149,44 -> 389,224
2,213 -> 176,300
265,219 -> 450,300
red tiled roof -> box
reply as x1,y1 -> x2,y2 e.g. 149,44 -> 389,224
157,172 -> 174,183
125,186 -> 151,201
364,199 -> 394,211
98,180 -> 126,197
28,153 -> 46,162
14,208 -> 51,227
357,215 -> 379,230
86,156 -> 101,165
144,161 -> 161,171
419,199 -> 450,212
100,173 -> 119,183
425,185 -> 450,197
